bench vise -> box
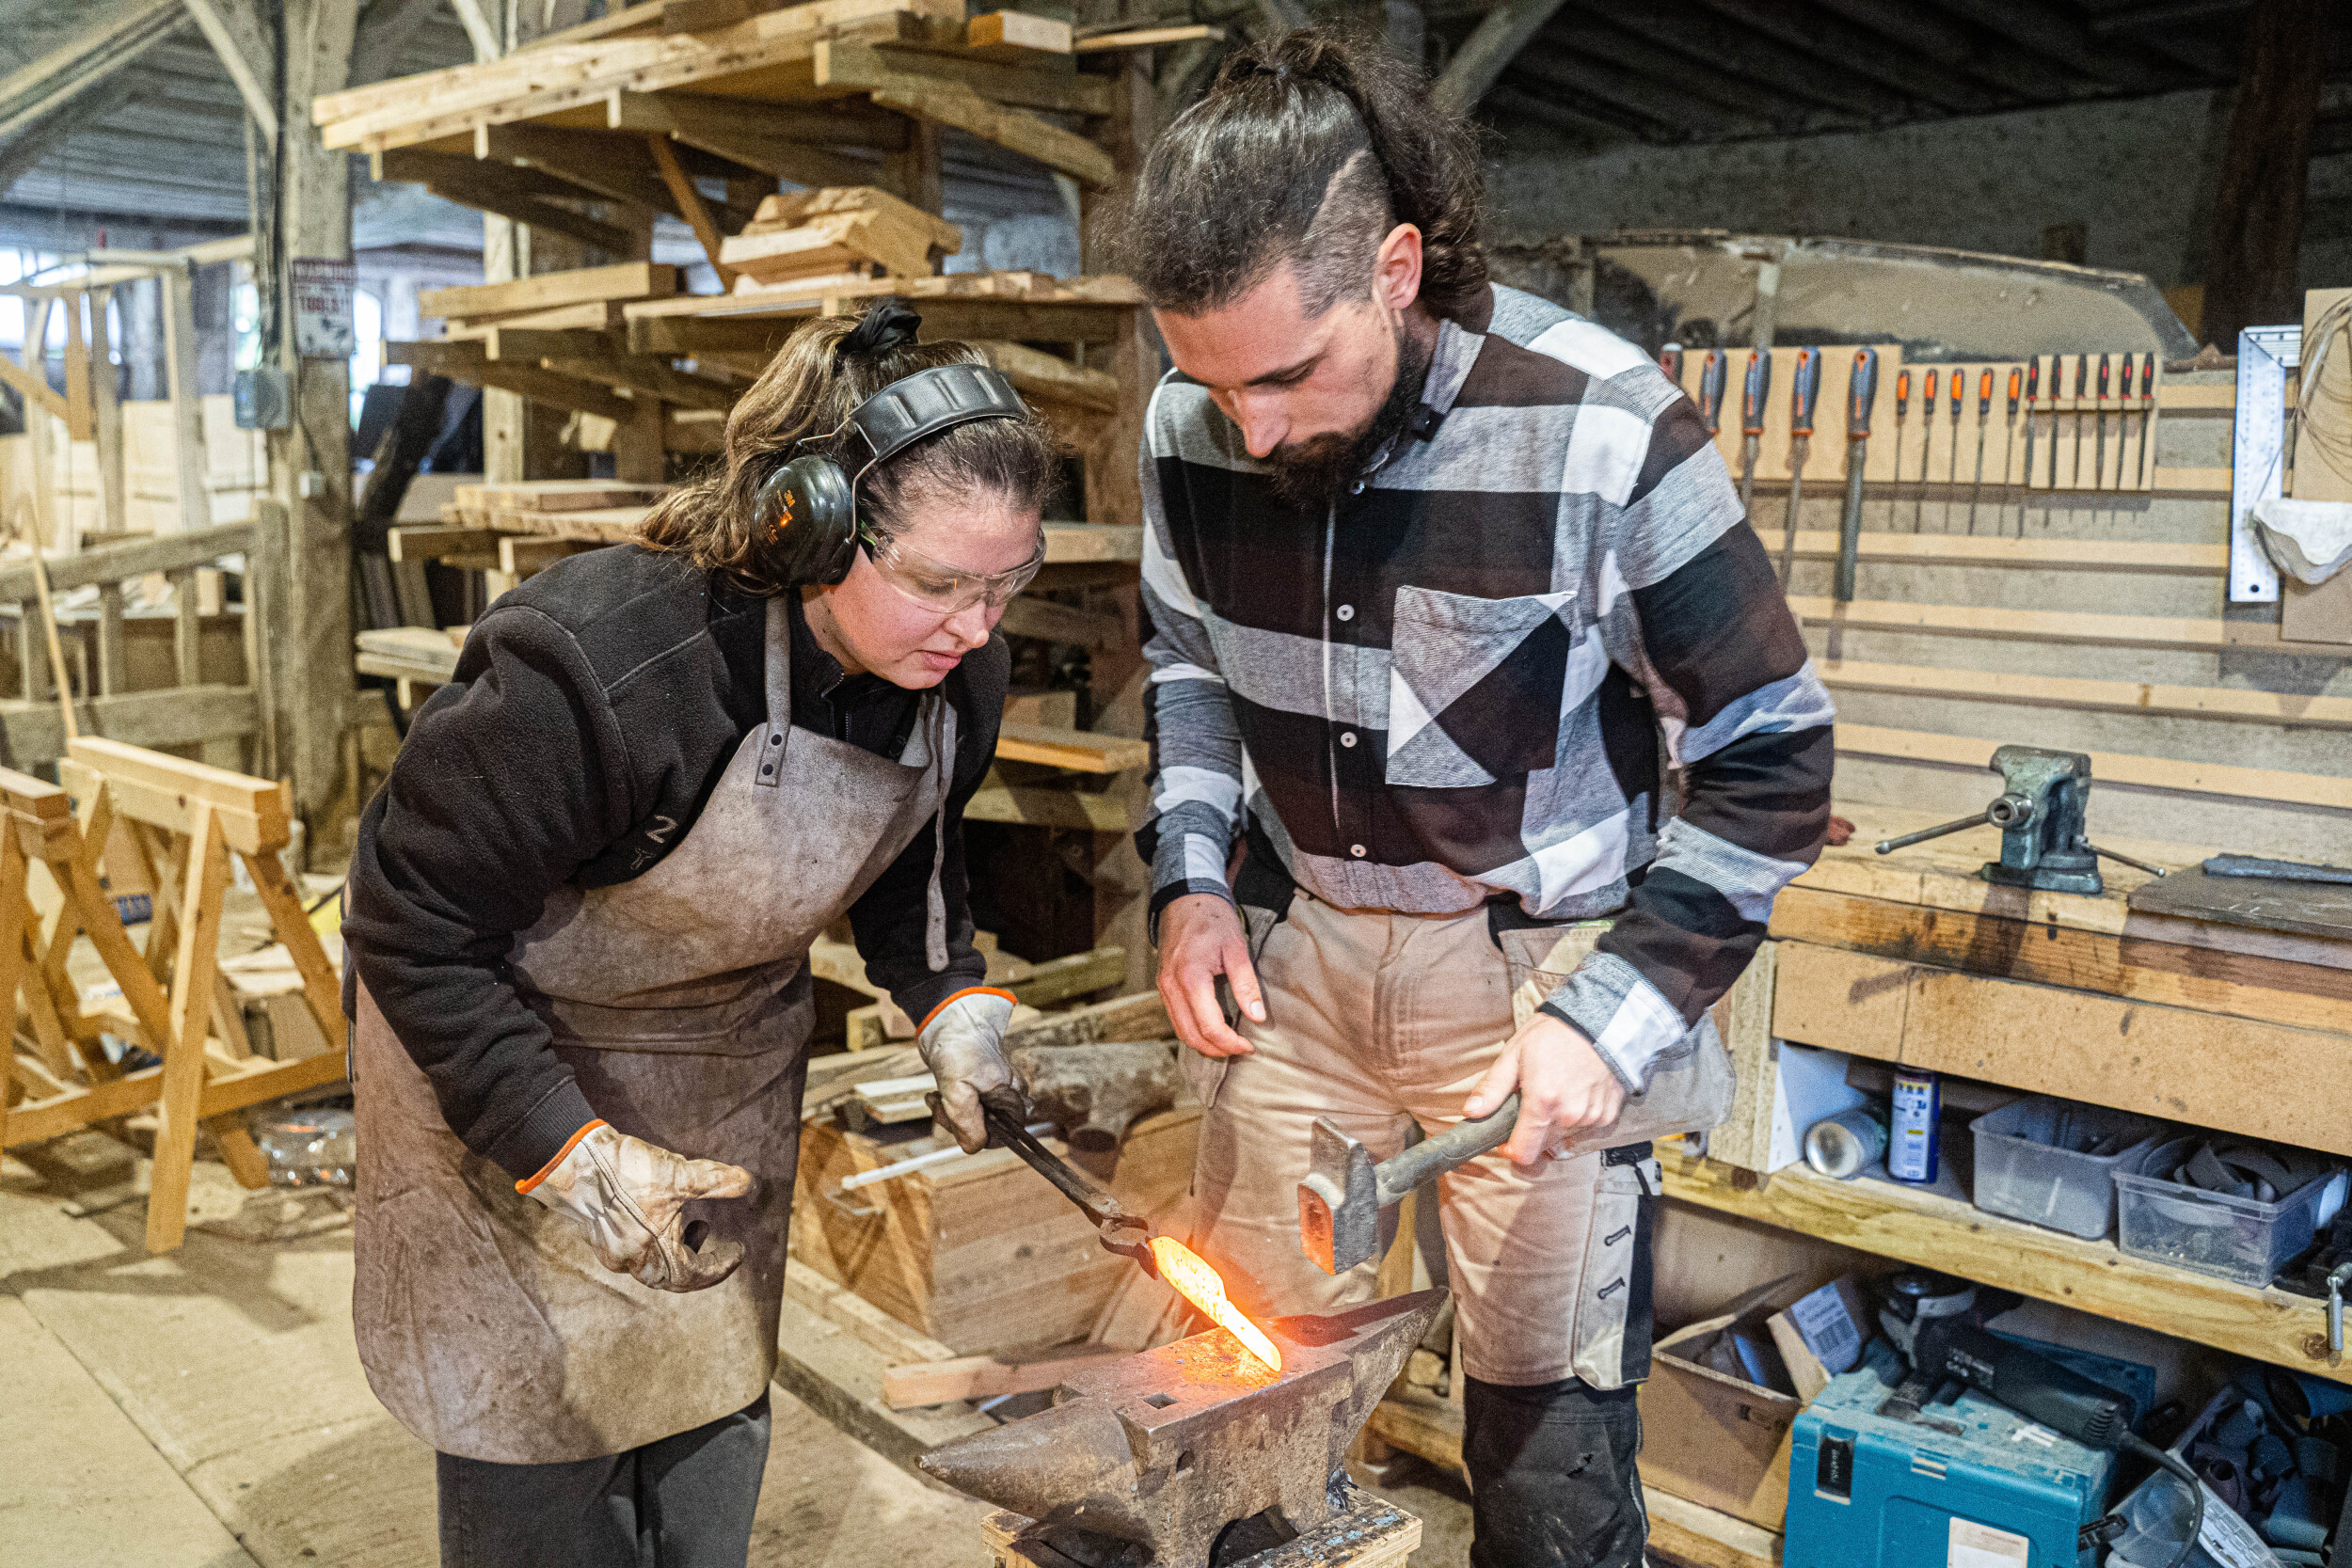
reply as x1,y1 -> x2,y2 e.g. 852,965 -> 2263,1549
1872,745 -> 2148,895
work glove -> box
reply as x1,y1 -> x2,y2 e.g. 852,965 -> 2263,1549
520,1122 -> 755,1292
917,988 -> 1018,1154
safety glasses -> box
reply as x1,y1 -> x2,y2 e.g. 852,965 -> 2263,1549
859,528 -> 1045,614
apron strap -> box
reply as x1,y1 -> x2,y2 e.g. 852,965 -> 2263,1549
756,594 -> 794,790
925,692 -> 950,972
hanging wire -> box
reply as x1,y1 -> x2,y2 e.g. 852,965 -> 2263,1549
2287,295 -> 2352,490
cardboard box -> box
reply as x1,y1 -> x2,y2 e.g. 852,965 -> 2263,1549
1645,1303 -> 1804,1531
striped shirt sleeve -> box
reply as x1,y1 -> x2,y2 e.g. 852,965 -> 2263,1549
1136,385 -> 1247,930
1537,392 -> 1836,1091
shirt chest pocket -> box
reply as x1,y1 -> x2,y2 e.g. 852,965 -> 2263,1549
1385,584 -> 1596,786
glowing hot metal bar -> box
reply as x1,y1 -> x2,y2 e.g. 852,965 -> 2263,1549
1149,1236 -> 1281,1372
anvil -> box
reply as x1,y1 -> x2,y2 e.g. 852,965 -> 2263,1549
919,1289 -> 1443,1568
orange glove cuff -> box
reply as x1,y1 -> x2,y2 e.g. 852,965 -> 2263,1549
516,1119 -> 608,1195
918,986 -> 1017,1034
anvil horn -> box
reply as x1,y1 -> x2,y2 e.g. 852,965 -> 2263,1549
920,1290 -> 1449,1567
914,1397 -> 1137,1524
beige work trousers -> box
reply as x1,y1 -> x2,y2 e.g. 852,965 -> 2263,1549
1182,892 -> 1655,1389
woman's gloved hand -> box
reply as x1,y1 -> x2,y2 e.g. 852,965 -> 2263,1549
917,988 -> 1018,1152
520,1122 -> 755,1291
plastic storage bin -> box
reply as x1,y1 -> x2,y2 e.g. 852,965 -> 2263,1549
1969,1096 -> 2164,1240
2114,1136 -> 2346,1288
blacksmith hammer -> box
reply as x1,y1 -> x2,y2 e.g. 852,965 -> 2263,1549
1298,1094 -> 1519,1275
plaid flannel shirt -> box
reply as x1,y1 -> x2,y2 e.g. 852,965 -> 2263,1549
1136,284 -> 1836,1092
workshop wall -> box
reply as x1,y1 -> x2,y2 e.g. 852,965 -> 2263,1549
1486,88 -> 2351,312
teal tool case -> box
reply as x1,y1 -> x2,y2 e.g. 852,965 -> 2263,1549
1786,1338 -> 2153,1567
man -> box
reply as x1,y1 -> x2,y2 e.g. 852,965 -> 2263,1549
1114,31 -> 1835,1568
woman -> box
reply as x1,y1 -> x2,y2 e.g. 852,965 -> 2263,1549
343,302 -> 1061,1567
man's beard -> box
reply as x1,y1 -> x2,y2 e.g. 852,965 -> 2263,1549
1263,322 -> 1434,512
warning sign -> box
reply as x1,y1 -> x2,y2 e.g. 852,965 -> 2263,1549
291,258 -> 356,359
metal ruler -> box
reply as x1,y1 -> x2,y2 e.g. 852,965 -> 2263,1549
2230,325 -> 2301,604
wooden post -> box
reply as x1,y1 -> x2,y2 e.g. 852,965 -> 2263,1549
883,118 -> 946,217
262,0 -> 360,847
88,286 -> 126,539
160,261 -> 213,535
146,800 -> 230,1254
2199,0 -> 2324,346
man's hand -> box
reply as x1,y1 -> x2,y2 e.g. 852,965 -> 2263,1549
523,1123 -> 755,1291
1464,1013 -> 1629,1166
1156,893 -> 1264,1058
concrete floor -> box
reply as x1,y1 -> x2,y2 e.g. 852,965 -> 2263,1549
3,1135 -> 1481,1568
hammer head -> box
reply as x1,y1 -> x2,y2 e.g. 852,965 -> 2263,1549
1298,1117 -> 1381,1275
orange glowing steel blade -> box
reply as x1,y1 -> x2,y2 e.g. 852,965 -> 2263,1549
1149,1236 -> 1281,1371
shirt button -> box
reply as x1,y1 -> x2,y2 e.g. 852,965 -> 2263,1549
1335,604 -> 1356,622
1350,844 -> 1367,858
1349,480 -> 1366,495
1339,732 -> 1358,748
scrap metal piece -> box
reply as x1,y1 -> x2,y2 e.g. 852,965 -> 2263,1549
920,1290 -> 1445,1568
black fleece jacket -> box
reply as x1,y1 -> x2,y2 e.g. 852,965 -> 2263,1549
344,544 -> 1005,1180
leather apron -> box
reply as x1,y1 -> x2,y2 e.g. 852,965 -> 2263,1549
352,594 -> 957,1464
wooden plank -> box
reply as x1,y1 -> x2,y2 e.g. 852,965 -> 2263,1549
1815,658 -> 2352,730
866,83 -> 1114,187
145,801 -> 230,1254
812,39 -> 1115,117
1761,527 -> 2222,574
646,133 -> 741,289
1772,936 -> 2352,1156
964,780 -> 1129,832
3,1048 -> 344,1148
882,1349 -> 1117,1409
454,479 -> 670,512
972,341 -> 1118,413
499,535 -> 603,575
1073,24 -> 1224,51
1002,946 -> 1125,1008
994,723 -> 1148,773
1769,883 -> 2352,1036
1836,724 -> 2352,813
418,261 -> 677,322
966,10 -> 1072,56
64,738 -> 290,858
1791,595 -> 2228,650
1042,524 -> 1141,562
1663,1148 -> 2345,1386
237,848 -> 349,1056
326,9 -> 940,153
603,87 -> 910,151
0,523 -> 255,601
388,342 -> 636,420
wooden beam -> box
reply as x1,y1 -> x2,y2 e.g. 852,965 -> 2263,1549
182,0 -> 279,149
2199,0 -> 2325,345
866,84 -> 1116,186
1816,657 -> 2352,730
1432,0 -> 1576,116
967,10 -> 1073,56
813,40 -> 1117,119
0,0 -> 187,143
541,356 -> 739,412
1074,24 -> 1224,52
604,89 -> 888,187
0,353 -> 67,424
1504,47 -> 1772,138
645,134 -> 741,289
0,688 -> 256,765
1684,0 -> 2001,113
1802,0 -> 2081,102
998,595 -> 1127,650
963,777 -> 1130,832
0,522 -> 254,600
0,75 -> 139,198
1599,1 -> 1913,121
1767,526 -> 2223,574
475,123 -> 676,219
418,261 -> 676,320
389,341 -> 636,419
4,1048 -> 343,1148
347,0 -> 448,85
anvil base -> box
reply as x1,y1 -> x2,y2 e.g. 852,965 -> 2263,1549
982,1481 -> 1421,1568
922,1291 -> 1445,1568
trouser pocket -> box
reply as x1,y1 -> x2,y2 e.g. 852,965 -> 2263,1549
1568,1148 -> 1660,1390
1188,901 -> 1288,1113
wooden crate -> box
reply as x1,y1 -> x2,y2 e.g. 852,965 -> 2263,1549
790,1103 -> 1198,1354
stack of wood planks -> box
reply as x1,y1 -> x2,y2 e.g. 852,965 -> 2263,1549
420,261 -> 680,337
718,186 -> 963,294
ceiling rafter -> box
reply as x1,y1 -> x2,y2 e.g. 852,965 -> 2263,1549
1597,0 -> 1923,124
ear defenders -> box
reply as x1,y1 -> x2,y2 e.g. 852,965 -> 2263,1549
751,360 -> 1030,586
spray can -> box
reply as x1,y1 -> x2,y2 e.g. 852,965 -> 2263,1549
1888,1069 -> 1941,1183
